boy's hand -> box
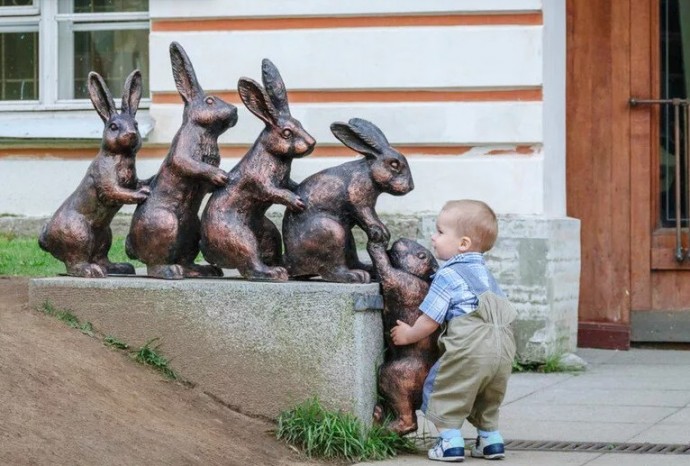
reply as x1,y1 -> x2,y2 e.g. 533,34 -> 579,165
391,320 -> 414,346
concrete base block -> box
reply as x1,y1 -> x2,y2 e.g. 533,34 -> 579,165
29,277 -> 384,424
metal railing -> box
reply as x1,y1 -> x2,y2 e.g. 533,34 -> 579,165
630,97 -> 690,262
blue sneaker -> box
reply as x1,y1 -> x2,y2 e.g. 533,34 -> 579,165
428,436 -> 465,462
471,431 -> 505,460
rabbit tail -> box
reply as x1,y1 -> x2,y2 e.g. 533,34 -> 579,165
38,223 -> 50,252
125,234 -> 138,261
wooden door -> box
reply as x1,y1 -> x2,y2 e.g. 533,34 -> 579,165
630,0 -> 690,342
568,0 -> 690,348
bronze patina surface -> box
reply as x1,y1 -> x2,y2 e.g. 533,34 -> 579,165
39,70 -> 149,278
126,42 -> 238,279
200,59 -> 315,281
282,118 -> 413,283
367,239 -> 439,435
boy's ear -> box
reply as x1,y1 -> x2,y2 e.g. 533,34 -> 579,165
458,236 -> 472,252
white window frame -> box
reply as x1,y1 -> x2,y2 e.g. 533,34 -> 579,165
0,0 -> 39,17
0,0 -> 150,112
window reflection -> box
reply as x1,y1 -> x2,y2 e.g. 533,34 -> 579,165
660,0 -> 690,227
0,31 -> 38,100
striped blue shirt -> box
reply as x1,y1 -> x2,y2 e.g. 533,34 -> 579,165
419,252 -> 492,324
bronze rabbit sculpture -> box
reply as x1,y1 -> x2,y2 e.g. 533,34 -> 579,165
126,42 -> 238,279
367,238 -> 440,435
39,70 -> 149,278
282,118 -> 413,283
200,59 -> 315,281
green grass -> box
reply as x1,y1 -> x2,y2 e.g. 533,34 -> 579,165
0,233 -> 142,276
133,337 -> 178,380
104,335 -> 129,350
512,353 -> 584,373
41,300 -> 179,381
276,398 -> 416,462
41,301 -> 94,336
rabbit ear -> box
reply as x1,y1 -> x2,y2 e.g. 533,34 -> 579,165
238,77 -> 279,127
121,69 -> 142,117
88,72 -> 117,123
261,58 -> 290,117
169,41 -> 203,104
347,118 -> 390,152
330,119 -> 387,159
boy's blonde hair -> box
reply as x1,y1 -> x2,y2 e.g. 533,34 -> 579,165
442,199 -> 498,252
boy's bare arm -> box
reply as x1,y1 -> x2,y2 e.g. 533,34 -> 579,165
391,314 -> 440,346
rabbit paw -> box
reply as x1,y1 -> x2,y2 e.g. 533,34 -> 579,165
287,194 -> 305,212
373,404 -> 384,424
68,263 -> 107,278
210,170 -> 229,186
134,187 -> 150,203
146,264 -> 185,280
324,268 -> 371,283
387,417 -> 418,436
367,224 -> 390,244
247,266 -> 289,282
182,264 -> 224,278
367,241 -> 386,253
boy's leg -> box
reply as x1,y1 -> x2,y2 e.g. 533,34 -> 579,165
428,428 -> 465,462
467,360 -> 511,460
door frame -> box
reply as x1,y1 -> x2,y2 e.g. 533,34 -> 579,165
569,0 -> 690,348
567,0 -> 637,349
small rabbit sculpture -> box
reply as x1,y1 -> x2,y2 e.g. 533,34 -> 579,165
126,42 -> 238,279
367,238 -> 440,435
200,59 -> 315,281
39,70 -> 149,278
282,118 -> 413,283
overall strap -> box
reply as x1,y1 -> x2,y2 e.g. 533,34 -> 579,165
446,261 -> 505,298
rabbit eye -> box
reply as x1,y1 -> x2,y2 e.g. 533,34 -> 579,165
282,129 -> 293,139
205,97 -> 214,105
109,123 -> 118,131
417,252 -> 427,260
390,160 -> 400,170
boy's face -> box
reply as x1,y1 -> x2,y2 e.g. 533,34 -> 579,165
431,210 -> 467,261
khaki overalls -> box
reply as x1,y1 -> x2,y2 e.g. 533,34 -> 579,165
422,263 -> 517,431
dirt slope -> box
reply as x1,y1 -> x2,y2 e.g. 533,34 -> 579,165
0,277 -> 328,466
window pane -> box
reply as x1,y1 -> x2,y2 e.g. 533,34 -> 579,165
69,28 -> 149,99
0,0 -> 33,6
72,0 -> 148,13
660,0 -> 690,227
0,31 -> 38,100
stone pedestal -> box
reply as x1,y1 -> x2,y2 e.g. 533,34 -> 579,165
29,277 -> 384,424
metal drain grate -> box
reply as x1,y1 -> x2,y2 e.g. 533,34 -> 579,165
504,440 -> 690,455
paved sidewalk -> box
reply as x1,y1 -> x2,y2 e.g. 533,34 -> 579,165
357,348 -> 690,465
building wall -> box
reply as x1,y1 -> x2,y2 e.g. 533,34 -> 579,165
0,0 -> 580,360
0,0 -> 551,218
146,0 -> 550,217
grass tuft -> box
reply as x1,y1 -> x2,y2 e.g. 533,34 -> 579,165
40,301 -> 179,381
276,397 -> 415,462
133,337 -> 178,380
104,335 -> 129,350
513,353 -> 584,373
41,301 -> 93,334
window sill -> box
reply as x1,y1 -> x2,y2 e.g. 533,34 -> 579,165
0,109 -> 155,140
